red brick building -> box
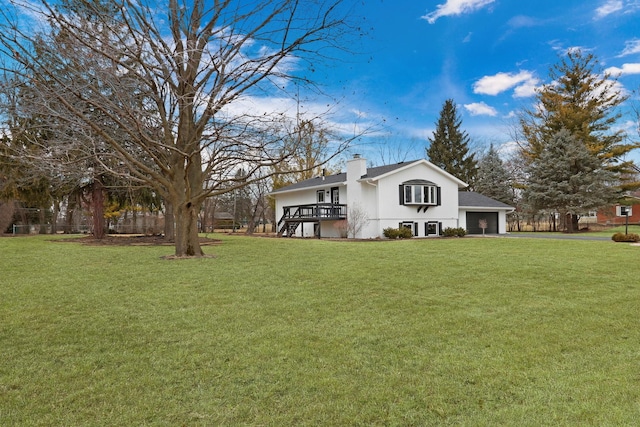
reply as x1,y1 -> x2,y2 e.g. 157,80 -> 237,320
597,198 -> 640,226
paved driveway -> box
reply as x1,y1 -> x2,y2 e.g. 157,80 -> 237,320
501,233 -> 612,241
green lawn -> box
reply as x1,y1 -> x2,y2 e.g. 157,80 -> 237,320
510,225 -> 640,237
1,234 -> 639,426
586,224 -> 640,237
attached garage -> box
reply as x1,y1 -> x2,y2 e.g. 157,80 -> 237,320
465,212 -> 499,234
458,192 -> 514,235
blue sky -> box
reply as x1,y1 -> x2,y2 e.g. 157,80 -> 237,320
321,0 -> 640,162
2,0 -> 639,164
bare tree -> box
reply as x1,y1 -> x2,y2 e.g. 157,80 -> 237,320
272,117 -> 339,189
243,168 -> 273,235
0,0 -> 362,256
346,203 -> 368,238
370,135 -> 423,166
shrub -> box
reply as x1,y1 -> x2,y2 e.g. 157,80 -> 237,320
611,232 -> 640,242
382,227 -> 398,239
398,227 -> 413,239
443,227 -> 466,237
383,227 -> 413,239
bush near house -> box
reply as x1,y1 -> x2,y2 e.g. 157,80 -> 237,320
443,227 -> 466,237
611,232 -> 640,242
383,227 -> 413,239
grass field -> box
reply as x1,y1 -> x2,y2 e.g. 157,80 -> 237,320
1,234 -> 639,426
584,224 -> 640,237
514,225 -> 640,237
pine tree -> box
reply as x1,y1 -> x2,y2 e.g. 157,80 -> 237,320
519,50 -> 638,186
475,144 -> 512,205
427,99 -> 477,187
524,129 -> 616,232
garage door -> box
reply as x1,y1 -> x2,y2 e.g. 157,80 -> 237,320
466,212 -> 498,234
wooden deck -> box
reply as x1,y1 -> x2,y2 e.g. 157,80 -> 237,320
277,203 -> 347,237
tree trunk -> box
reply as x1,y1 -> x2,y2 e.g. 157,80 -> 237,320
174,201 -> 203,257
560,211 -> 579,233
200,199 -> 208,233
64,195 -> 74,233
92,178 -> 105,239
0,200 -> 16,233
164,200 -> 175,241
209,199 -> 216,233
570,213 -> 579,233
51,200 -> 59,234
38,208 -> 47,234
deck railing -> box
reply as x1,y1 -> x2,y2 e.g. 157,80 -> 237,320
280,203 -> 347,221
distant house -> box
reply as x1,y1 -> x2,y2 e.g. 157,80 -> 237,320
596,193 -> 640,226
271,155 -> 514,238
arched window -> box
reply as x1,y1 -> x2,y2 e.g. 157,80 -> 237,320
399,180 -> 441,206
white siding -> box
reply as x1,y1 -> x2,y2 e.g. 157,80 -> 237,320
367,162 -> 460,238
274,158 -> 511,239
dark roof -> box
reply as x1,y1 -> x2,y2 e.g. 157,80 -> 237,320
270,172 -> 346,193
458,191 -> 513,209
270,160 -> 421,194
362,160 -> 421,179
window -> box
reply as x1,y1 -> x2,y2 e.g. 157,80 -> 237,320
425,221 -> 439,236
400,181 -> 440,205
617,206 -> 632,216
401,221 -> 417,236
316,190 -> 325,203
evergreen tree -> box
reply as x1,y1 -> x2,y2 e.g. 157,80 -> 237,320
427,99 -> 477,187
524,129 -> 616,232
475,144 -> 512,205
519,50 -> 639,187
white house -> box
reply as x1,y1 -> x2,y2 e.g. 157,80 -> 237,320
271,155 -> 513,238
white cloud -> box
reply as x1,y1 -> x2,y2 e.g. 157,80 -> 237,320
351,109 -> 369,119
595,0 -> 623,18
421,0 -> 495,24
473,71 -> 539,97
464,102 -> 498,116
2,0 -> 52,32
513,79 -> 540,98
218,94 -> 378,140
612,120 -> 637,135
606,63 -> 640,76
618,39 -> 640,57
507,15 -> 542,29
496,141 -> 519,157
